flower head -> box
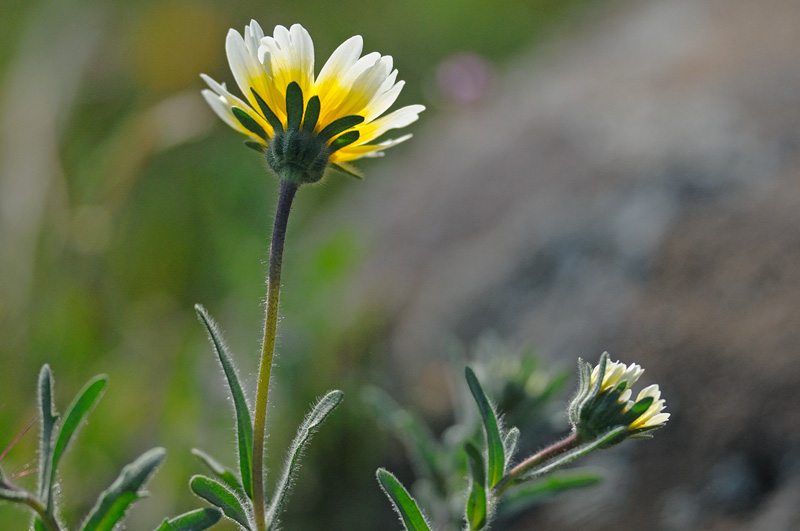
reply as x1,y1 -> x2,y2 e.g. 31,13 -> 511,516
569,352 -> 669,446
201,21 -> 425,184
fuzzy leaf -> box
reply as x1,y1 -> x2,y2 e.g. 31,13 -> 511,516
264,390 -> 343,529
36,365 -> 59,511
376,469 -> 432,531
500,469 -> 602,516
80,447 -> 166,531
502,427 -> 520,466
155,508 -> 222,531
465,443 -> 488,531
195,305 -> 254,499
465,367 -> 504,488
232,108 -> 267,141
52,376 -> 107,484
191,449 -> 245,499
190,475 -> 250,529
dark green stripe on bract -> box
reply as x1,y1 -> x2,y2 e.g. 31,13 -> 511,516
317,115 -> 364,144
250,89 -> 284,133
328,131 -> 360,153
285,82 -> 304,131
232,108 -> 267,141
302,96 -> 320,132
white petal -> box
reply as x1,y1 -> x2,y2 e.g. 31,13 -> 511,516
363,134 -> 413,157
226,28 -> 266,106
363,79 -> 404,122
636,384 -> 662,402
289,24 -> 314,76
201,89 -> 244,133
316,35 -> 363,86
364,104 -> 424,140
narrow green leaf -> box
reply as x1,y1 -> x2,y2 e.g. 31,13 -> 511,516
376,469 -> 432,531
191,448 -> 245,499
465,443 -> 488,531
80,447 -> 166,531
34,518 -> 47,531
465,367 -> 504,488
500,469 -> 602,516
250,89 -> 283,133
502,427 -> 520,466
264,390 -> 343,530
232,108 -> 267,141
302,96 -> 320,132
195,305 -> 254,499
330,162 -> 364,180
36,365 -> 59,511
317,115 -> 364,144
517,427 -> 626,484
285,82 -> 303,130
52,376 -> 107,484
328,131 -> 360,153
155,508 -> 222,531
243,141 -> 266,154
189,475 -> 250,530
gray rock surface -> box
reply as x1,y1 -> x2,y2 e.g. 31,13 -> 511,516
323,0 -> 800,528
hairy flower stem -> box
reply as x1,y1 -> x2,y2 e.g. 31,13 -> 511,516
493,431 -> 582,495
252,179 -> 299,531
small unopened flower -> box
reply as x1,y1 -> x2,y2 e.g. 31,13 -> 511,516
569,352 -> 669,446
201,21 -> 425,185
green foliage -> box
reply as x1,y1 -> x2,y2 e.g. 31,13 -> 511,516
190,310 -> 344,530
191,449 -> 246,499
264,390 -> 344,530
80,447 -> 166,531
36,365 -> 59,513
464,443 -> 488,530
500,470 -> 602,516
373,344 -> 605,531
376,469 -> 432,531
0,366 -> 204,531
51,376 -> 108,488
189,475 -> 251,529
465,367 -> 504,488
155,508 -> 223,531
195,305 -> 254,499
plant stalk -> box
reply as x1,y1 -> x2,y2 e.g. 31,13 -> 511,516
2,485 -> 61,531
252,179 -> 299,531
493,431 -> 582,495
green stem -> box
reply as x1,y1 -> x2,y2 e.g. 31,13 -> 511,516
252,179 -> 299,531
1,483 -> 61,531
493,431 -> 581,496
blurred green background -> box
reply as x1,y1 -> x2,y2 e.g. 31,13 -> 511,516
0,0 -> 590,529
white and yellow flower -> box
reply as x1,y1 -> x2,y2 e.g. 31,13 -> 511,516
570,352 -> 669,444
201,21 -> 424,184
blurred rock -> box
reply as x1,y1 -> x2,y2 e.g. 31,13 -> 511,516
324,0 -> 800,528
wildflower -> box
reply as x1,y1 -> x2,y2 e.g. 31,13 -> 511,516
569,352 -> 669,446
201,21 -> 425,184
